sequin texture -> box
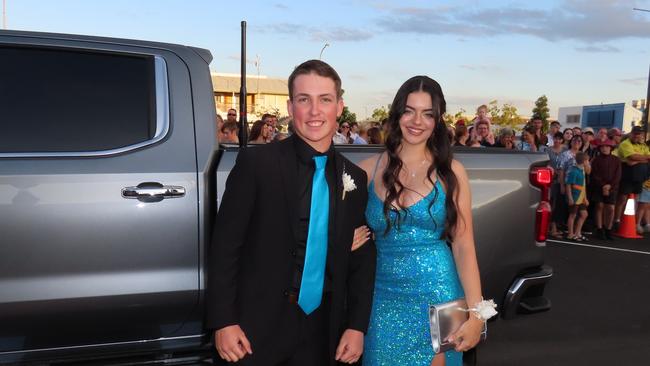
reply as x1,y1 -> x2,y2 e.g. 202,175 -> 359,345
363,180 -> 464,366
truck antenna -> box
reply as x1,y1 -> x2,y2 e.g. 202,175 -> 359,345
238,20 -> 248,147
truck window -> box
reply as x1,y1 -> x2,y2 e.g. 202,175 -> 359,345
0,46 -> 157,153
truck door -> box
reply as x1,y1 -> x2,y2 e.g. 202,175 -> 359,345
0,40 -> 199,352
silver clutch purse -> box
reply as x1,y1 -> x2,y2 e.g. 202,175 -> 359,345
429,299 -> 487,353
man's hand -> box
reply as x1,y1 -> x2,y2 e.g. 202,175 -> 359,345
214,325 -> 252,362
335,329 -> 364,364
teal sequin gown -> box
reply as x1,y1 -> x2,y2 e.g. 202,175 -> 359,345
363,179 -> 465,366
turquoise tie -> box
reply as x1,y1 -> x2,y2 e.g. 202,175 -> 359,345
298,155 -> 329,315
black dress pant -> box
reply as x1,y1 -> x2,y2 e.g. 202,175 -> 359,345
214,295 -> 331,366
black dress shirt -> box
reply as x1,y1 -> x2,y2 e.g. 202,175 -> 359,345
291,136 -> 336,294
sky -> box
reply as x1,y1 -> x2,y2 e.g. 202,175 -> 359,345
4,0 -> 650,119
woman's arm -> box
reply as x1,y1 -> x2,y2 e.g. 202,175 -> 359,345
447,159 -> 485,351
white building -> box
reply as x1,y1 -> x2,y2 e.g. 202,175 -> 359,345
557,102 -> 644,133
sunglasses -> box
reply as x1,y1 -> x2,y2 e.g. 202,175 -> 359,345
341,125 -> 350,129
227,113 -> 236,116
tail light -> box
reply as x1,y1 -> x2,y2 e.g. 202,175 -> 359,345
535,201 -> 551,244
530,167 -> 553,245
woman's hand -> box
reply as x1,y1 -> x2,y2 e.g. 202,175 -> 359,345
447,317 -> 484,352
351,225 -> 371,251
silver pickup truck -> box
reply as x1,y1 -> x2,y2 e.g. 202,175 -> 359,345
0,30 -> 553,365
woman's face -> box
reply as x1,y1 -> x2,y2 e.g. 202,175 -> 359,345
399,91 -> 436,146
262,123 -> 272,138
523,131 -> 534,143
570,137 -> 582,149
563,129 -> 573,141
554,136 -> 564,146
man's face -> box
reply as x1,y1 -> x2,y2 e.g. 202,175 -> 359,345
477,124 -> 489,137
550,123 -> 560,134
226,109 -> 237,123
533,119 -> 542,131
598,128 -> 608,140
287,73 -> 343,152
573,127 -> 582,136
221,129 -> 238,143
583,132 -> 593,143
500,134 -> 513,146
631,132 -> 644,143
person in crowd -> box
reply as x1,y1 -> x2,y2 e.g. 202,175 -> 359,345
262,113 -> 278,140
638,160 -> 650,233
248,119 -> 273,144
354,125 -> 369,144
572,126 -> 582,137
518,126 -> 544,152
216,114 -> 225,141
581,127 -> 597,159
530,117 -> 548,147
356,76 -> 487,365
557,135 -> 585,201
333,122 -> 352,144
226,108 -> 238,123
548,132 -> 567,238
589,139 -> 621,240
454,124 -> 469,146
608,128 -> 623,147
380,118 -> 390,141
562,128 -> 574,149
473,120 -> 496,147
220,121 -> 240,144
208,59 -> 376,365
367,126 -> 383,145
613,126 -> 650,229
472,104 -> 491,126
350,122 -> 361,142
547,121 -> 561,147
565,152 -> 589,241
596,128 -> 608,144
494,127 -> 516,149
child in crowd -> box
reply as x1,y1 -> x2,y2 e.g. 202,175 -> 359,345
566,152 -> 589,241
589,139 -> 621,240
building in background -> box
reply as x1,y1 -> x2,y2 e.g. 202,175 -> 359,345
212,73 -> 289,119
557,100 -> 645,133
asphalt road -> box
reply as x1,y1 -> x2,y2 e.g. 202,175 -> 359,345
478,232 -> 650,366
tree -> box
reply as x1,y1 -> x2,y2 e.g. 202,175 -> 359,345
495,103 -> 525,130
337,106 -> 357,125
443,108 -> 467,126
531,95 -> 550,124
371,106 -> 389,122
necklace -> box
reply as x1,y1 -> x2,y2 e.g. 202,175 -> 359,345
404,159 -> 429,179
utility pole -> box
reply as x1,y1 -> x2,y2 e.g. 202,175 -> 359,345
633,8 -> 649,136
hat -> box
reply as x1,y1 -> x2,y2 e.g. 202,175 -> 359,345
597,139 -> 616,148
631,126 -> 644,134
583,127 -> 595,135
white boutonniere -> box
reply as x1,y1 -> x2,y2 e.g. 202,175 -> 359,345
342,171 -> 357,200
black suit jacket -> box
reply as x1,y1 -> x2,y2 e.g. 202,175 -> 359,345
206,136 -> 376,363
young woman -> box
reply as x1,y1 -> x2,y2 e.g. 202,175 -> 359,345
248,119 -> 272,144
355,76 -> 487,366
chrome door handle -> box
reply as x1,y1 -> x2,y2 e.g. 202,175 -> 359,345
122,182 -> 185,202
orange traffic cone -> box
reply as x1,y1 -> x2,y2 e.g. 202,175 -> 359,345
616,194 -> 643,239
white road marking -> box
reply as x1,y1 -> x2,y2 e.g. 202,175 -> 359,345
547,239 -> 650,255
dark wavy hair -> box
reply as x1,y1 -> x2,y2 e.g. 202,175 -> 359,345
382,76 -> 459,241
248,120 -> 265,142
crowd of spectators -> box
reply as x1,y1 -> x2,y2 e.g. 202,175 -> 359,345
217,106 -> 649,237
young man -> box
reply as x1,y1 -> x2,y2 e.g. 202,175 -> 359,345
220,121 -> 240,144
566,152 -> 589,241
614,126 -> 650,227
226,108 -> 238,123
547,121 -> 561,147
207,60 -> 376,366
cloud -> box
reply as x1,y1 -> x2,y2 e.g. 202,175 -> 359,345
265,23 -> 373,42
575,45 -> 621,53
459,64 -> 503,72
619,77 -> 647,85
377,1 -> 650,43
